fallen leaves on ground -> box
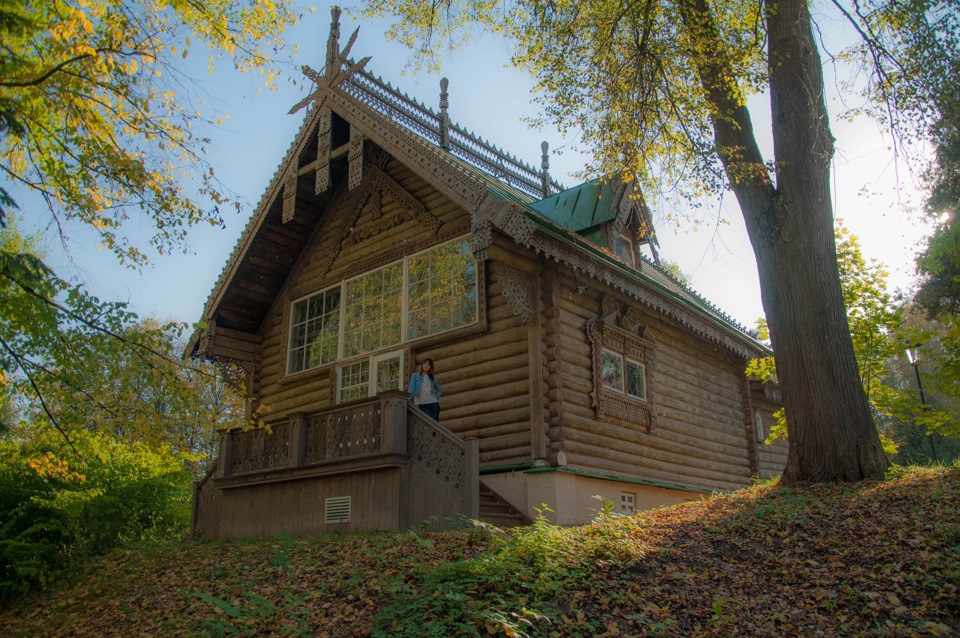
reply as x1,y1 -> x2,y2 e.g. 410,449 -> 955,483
1,465 -> 957,637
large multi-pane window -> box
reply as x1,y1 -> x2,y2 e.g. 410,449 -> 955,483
287,237 -> 479,398
343,263 -> 403,358
288,287 -> 341,374
408,239 -> 477,339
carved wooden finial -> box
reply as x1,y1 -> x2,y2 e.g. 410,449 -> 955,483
439,77 -> 450,150
541,140 -> 551,198
288,8 -> 371,116
327,6 -> 342,70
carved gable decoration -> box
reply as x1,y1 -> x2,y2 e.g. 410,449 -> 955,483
282,167 -> 298,224
348,127 -> 364,190
315,107 -> 332,195
586,318 -> 658,432
320,165 -> 442,276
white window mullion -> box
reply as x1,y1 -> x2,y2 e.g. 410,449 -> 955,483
337,281 -> 346,362
401,257 -> 409,348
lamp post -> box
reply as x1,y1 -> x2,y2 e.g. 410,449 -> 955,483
905,344 -> 937,462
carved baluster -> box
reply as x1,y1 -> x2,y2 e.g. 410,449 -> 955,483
541,141 -> 551,198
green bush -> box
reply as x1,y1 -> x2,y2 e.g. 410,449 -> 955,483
0,429 -> 191,602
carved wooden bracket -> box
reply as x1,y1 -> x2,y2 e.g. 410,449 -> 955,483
315,107 -> 332,194
282,168 -> 297,224
495,263 -> 536,324
348,127 -> 364,190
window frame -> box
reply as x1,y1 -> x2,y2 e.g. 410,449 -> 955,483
284,235 -> 484,397
754,409 -> 766,443
287,284 -> 342,375
587,319 -> 657,431
614,230 -> 637,269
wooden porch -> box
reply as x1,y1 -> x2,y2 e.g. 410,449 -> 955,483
191,390 -> 482,539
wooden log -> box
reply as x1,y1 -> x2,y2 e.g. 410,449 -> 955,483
477,431 -> 532,453
468,420 -> 530,440
430,328 -> 528,362
559,407 -> 753,459
562,434 -> 750,485
260,391 -> 334,418
441,353 -> 529,384
442,391 -> 529,420
479,450 -> 529,465
442,378 -> 529,411
562,451 -> 744,492
441,366 -> 530,397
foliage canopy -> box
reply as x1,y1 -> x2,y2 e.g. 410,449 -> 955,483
0,0 -> 297,263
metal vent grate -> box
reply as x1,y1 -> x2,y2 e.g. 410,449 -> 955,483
325,496 -> 351,524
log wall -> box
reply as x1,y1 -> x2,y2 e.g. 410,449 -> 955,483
245,152 -> 780,492
253,158 -> 533,467
547,267 -> 769,491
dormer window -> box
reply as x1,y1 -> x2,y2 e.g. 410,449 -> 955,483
614,230 -> 636,268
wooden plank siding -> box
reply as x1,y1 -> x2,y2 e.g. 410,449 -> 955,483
208,467 -> 403,538
548,269 -> 758,491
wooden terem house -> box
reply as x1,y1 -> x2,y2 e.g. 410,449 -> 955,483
190,10 -> 786,539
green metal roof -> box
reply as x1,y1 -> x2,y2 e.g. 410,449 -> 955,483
529,179 -> 618,232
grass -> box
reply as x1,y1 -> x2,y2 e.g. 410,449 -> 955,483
1,464 -> 958,637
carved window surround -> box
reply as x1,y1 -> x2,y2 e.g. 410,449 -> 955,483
586,319 -> 658,432
318,164 -> 443,278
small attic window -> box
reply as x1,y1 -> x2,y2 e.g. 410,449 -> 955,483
614,231 -> 636,268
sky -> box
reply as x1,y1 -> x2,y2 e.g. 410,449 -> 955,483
36,3 -> 934,332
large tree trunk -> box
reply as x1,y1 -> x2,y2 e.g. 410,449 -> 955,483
763,0 -> 887,481
680,0 -> 888,481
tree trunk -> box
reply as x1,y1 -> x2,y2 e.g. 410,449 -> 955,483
764,0 -> 887,481
680,0 -> 888,481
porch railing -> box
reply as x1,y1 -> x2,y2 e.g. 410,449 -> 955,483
215,390 -> 478,517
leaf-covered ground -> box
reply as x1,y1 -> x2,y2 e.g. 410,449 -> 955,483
2,465 -> 958,637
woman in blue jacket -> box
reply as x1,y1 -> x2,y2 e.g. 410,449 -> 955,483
407,358 -> 442,420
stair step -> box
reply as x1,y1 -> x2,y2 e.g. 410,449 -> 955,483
477,479 -> 532,527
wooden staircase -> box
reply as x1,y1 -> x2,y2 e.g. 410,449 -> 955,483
478,481 -> 532,527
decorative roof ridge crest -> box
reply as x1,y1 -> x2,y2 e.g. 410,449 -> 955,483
348,64 -> 564,193
638,253 -> 751,334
